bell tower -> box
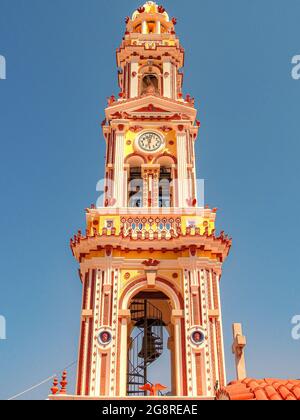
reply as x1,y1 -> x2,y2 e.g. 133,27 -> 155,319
69,2 -> 232,400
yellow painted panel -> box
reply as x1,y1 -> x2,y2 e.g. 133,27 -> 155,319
84,250 -> 106,260
119,270 -> 144,296
181,216 -> 215,235
123,250 -> 184,260
99,216 -> 121,234
124,129 -> 177,164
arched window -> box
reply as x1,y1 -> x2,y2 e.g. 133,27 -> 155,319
128,167 -> 143,207
141,74 -> 159,95
156,156 -> 176,208
126,155 -> 145,208
134,24 -> 142,33
147,21 -> 156,34
159,167 -> 172,207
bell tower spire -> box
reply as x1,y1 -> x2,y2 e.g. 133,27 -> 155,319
51,2 -> 232,401
104,2 -> 199,211
119,2 -> 182,101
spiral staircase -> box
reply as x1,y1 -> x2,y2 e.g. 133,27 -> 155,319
127,299 -> 164,396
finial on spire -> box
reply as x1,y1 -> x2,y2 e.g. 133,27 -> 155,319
51,377 -> 59,395
132,2 -> 170,22
59,370 -> 68,395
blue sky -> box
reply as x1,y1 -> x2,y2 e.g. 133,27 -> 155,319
0,0 -> 300,399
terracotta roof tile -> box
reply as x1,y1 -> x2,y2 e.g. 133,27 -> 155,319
219,378 -> 300,401
291,385 -> 300,399
277,385 -> 296,401
264,385 -> 282,401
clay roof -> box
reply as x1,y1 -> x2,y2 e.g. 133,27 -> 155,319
218,378 -> 300,401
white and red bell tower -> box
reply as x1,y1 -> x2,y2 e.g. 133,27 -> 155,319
50,2 -> 232,400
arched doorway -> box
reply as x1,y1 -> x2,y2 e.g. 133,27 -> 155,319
118,278 -> 186,397
127,291 -> 173,396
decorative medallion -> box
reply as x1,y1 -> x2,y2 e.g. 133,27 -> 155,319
97,328 -> 113,350
190,328 -> 206,347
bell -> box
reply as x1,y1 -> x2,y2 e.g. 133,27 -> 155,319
138,332 -> 161,362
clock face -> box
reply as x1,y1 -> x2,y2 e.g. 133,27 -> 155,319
137,132 -> 164,153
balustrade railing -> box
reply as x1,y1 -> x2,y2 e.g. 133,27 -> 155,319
121,216 -> 182,240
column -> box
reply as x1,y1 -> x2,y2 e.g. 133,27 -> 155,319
177,131 -> 188,208
214,269 -> 227,386
163,60 -> 172,98
168,336 -> 176,395
76,317 -> 89,395
76,269 -> 95,396
118,310 -> 131,396
191,136 -> 198,201
173,316 -> 184,396
110,268 -> 121,397
114,129 -> 125,207
156,20 -> 161,34
123,166 -> 129,208
95,264 -> 122,398
172,63 -> 177,99
207,269 -> 220,387
130,60 -> 139,98
183,269 -> 195,397
201,268 -> 213,397
142,20 -> 148,34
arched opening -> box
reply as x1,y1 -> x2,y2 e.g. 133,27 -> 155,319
160,25 -> 167,34
141,74 -> 159,95
133,21 -> 163,35
128,167 -> 142,207
118,277 -> 186,397
127,291 -> 174,396
134,24 -> 142,33
147,21 -> 156,34
156,156 -> 176,207
159,167 -> 172,207
126,156 -> 145,208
